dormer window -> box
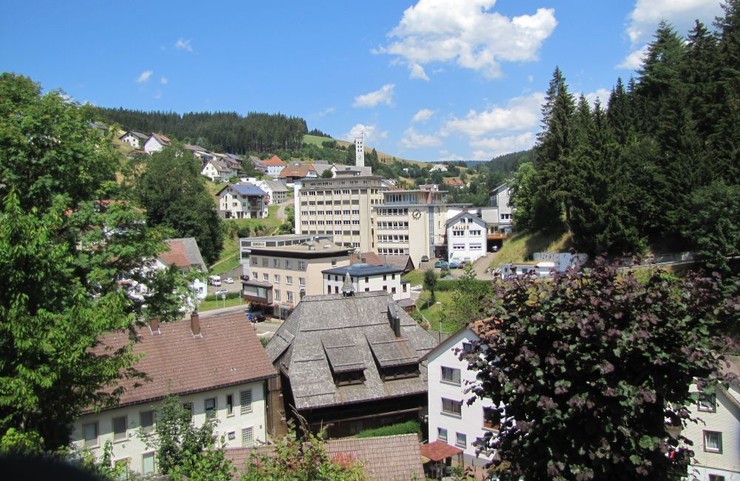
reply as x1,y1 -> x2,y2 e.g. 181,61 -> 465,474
322,333 -> 366,386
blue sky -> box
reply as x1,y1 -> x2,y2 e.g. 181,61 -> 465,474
0,0 -> 726,162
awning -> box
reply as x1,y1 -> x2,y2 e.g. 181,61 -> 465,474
420,440 -> 464,462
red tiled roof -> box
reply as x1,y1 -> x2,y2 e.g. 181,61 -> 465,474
159,240 -> 189,268
419,440 -> 463,462
262,155 -> 286,166
95,310 -> 276,409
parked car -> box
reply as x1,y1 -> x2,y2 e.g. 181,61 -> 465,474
434,260 -> 449,269
240,274 -> 250,281
224,277 -> 234,284
215,289 -> 228,296
421,255 -> 430,262
459,260 -> 469,268
448,260 -> 460,269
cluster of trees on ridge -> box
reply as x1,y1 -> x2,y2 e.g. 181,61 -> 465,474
511,10 -> 739,272
93,108 -> 308,153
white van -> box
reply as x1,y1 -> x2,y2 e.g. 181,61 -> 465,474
209,275 -> 222,287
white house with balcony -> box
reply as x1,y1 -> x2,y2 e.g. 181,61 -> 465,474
217,183 -> 268,219
445,210 -> 488,264
423,325 -> 494,477
70,310 -> 278,476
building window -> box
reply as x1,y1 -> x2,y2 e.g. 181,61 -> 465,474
226,394 -> 234,416
441,367 -> 461,385
182,402 -> 194,419
240,389 -> 253,414
709,476 -> 725,481
462,342 -> 473,353
140,410 -> 154,433
455,432 -> 467,448
274,274 -> 280,284
241,427 -> 254,447
698,393 -> 716,412
703,431 -> 722,453
262,273 -> 268,281
274,289 -> 281,301
287,291 -> 294,303
273,259 -> 281,268
441,398 -> 462,417
286,276 -> 293,285
112,415 -> 127,442
142,452 -> 156,475
438,427 -> 448,441
483,407 -> 499,430
285,260 -> 292,269
205,397 -> 217,418
83,422 -> 98,448
298,261 -> 306,270
299,277 -> 306,286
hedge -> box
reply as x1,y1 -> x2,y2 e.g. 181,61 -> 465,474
354,420 -> 421,438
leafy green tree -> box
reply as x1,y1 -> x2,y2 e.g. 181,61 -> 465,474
135,144 -> 225,265
469,261 -> 732,481
447,264 -> 490,328
240,426 -> 366,481
0,74 -> 179,450
509,162 -> 538,231
143,396 -> 234,481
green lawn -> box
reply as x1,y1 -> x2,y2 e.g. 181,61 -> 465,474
490,229 -> 573,268
416,290 -> 460,334
199,296 -> 246,312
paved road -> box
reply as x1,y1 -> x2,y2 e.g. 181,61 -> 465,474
417,252 -> 499,280
275,199 -> 293,222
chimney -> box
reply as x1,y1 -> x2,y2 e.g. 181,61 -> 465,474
149,318 -> 161,335
191,311 -> 202,337
387,304 -> 401,337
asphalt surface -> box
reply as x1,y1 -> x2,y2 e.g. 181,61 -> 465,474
417,251 -> 498,280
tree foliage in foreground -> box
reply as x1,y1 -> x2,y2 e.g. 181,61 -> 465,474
241,426 -> 367,481
143,396 -> 234,481
468,260 -> 736,481
0,73 -> 188,451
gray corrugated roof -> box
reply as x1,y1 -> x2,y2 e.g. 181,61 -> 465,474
266,291 -> 437,410
221,183 -> 266,197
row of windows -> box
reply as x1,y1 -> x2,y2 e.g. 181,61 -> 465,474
451,243 -> 482,250
376,221 -> 409,230
377,235 -> 409,243
451,229 -> 482,237
82,390 -> 254,449
299,228 -> 361,236
375,208 -> 409,216
300,210 -> 361,216
437,427 -> 467,449
377,247 -> 409,255
252,272 -> 306,287
304,220 -> 361,225
252,257 -> 307,271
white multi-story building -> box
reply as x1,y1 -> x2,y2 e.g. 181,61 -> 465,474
255,179 -> 289,205
423,326 -> 494,476
71,310 -> 278,476
372,187 -> 471,265
487,182 -> 514,235
294,176 -> 386,251
322,263 -> 412,308
682,357 -> 740,481
445,210 -> 488,264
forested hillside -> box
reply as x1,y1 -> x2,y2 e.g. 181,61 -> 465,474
92,108 -> 307,153
512,5 -> 739,273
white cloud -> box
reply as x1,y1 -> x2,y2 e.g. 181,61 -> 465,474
316,107 -> 336,118
175,38 -> 193,52
353,84 -> 395,108
626,0 -> 722,44
160,76 -> 168,85
401,127 -> 442,149
136,70 -> 153,83
470,132 -> 537,159
412,108 -> 435,122
344,124 -> 387,142
409,63 -> 430,80
585,88 -> 611,108
441,92 -> 544,138
377,0 -> 557,78
618,45 -> 649,70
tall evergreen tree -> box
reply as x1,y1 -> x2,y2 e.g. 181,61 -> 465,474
532,67 -> 575,232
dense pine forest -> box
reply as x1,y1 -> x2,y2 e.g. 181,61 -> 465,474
512,5 -> 739,271
92,108 -> 308,153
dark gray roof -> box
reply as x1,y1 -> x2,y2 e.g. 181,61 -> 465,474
322,263 -> 404,277
445,210 -> 486,226
218,183 -> 266,197
266,291 -> 437,410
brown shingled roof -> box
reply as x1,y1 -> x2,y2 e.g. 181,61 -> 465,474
96,309 -> 276,409
225,434 -> 425,481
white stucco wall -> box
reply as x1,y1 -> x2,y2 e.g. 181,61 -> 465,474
71,381 -> 268,475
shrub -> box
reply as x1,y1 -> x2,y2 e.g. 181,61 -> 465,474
354,420 -> 420,438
